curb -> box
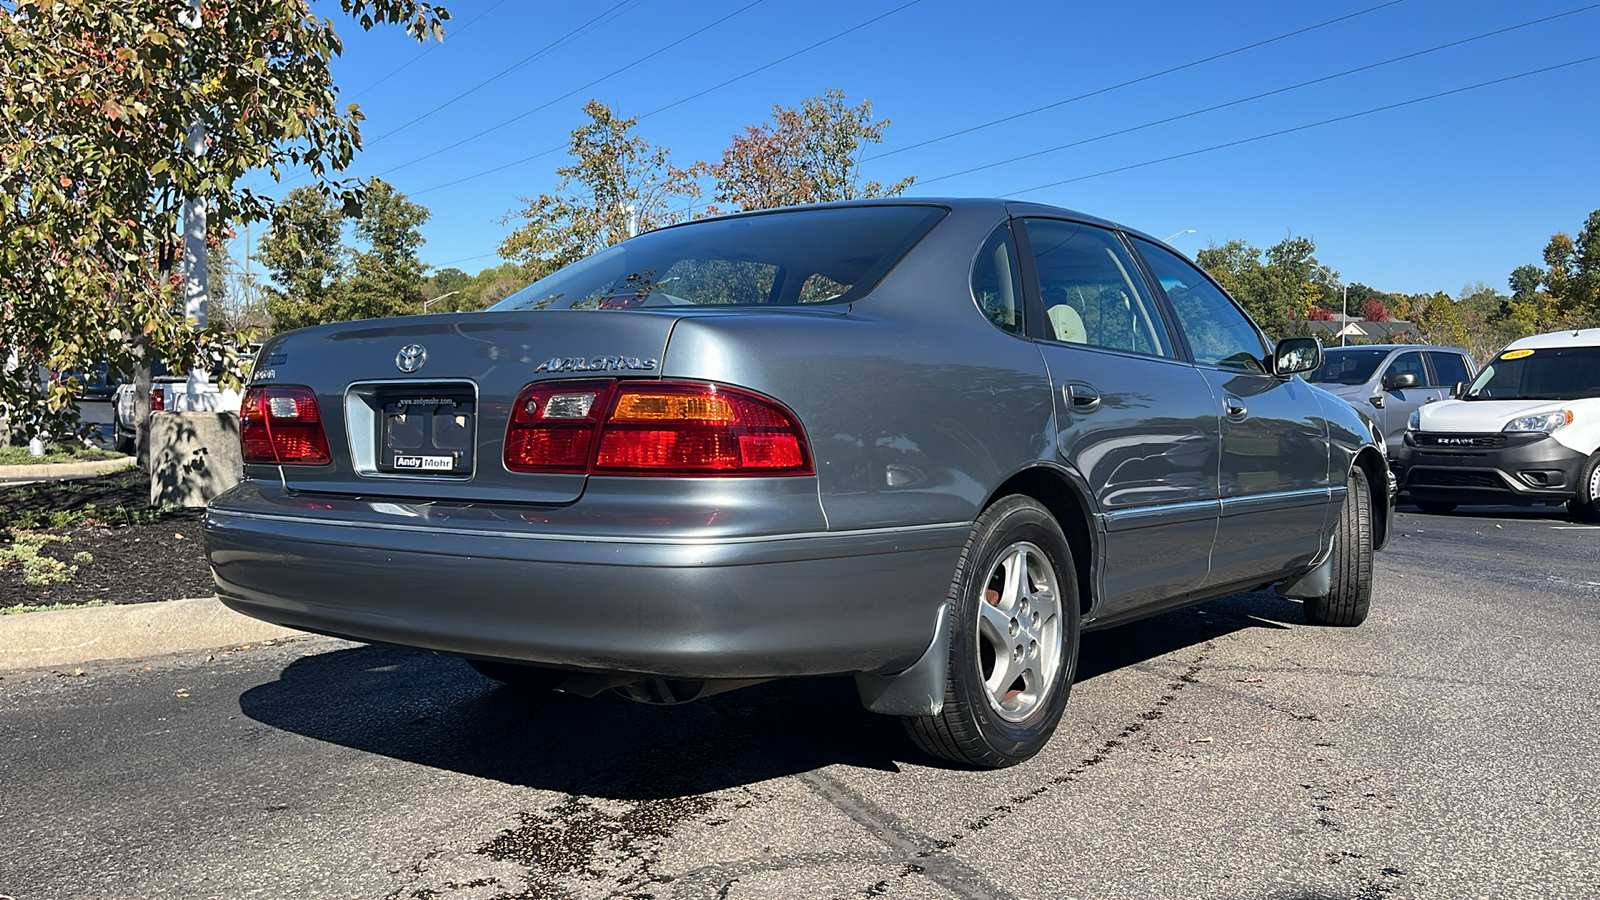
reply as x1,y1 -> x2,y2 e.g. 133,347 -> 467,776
0,456 -> 137,483
0,596 -> 308,671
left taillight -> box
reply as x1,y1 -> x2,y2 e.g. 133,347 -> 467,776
505,380 -> 812,476
240,385 -> 331,466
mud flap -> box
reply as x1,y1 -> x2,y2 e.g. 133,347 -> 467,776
853,603 -> 949,716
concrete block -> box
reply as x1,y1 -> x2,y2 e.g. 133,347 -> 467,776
149,411 -> 243,508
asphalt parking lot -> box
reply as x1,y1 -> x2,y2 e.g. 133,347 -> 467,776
1,501 -> 1597,900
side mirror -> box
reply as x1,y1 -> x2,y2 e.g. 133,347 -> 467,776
1450,381 -> 1465,398
1273,336 -> 1322,376
1383,371 -> 1420,391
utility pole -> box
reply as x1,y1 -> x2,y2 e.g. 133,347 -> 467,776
180,0 -> 209,403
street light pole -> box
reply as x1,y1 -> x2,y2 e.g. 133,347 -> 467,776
1163,229 -> 1196,243
1310,264 -> 1349,347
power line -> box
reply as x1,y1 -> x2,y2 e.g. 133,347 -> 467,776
636,0 -> 924,120
918,3 -> 1600,187
348,0 -> 515,97
366,0 -> 648,147
406,0 -> 926,198
867,0 -> 1410,163
998,53 -> 1600,198
378,0 -> 772,178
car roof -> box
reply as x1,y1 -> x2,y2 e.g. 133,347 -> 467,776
656,197 -> 1146,242
1323,344 -> 1470,354
1505,328 -> 1600,351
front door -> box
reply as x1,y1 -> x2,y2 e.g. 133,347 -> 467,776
1131,237 -> 1333,589
1015,218 -> 1220,619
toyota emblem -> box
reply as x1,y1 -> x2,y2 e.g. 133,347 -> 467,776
396,343 -> 427,373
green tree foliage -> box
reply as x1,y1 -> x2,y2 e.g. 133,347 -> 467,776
1412,290 -> 1470,350
1539,209 -> 1600,326
499,100 -> 699,281
261,178 -> 431,330
259,186 -> 347,331
423,261 -> 528,312
698,89 -> 915,215
1196,235 -> 1326,338
0,0 -> 447,444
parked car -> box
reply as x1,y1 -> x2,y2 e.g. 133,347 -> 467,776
54,362 -> 124,401
204,199 -> 1392,767
1307,344 -> 1477,455
1396,327 -> 1600,519
113,358 -> 245,452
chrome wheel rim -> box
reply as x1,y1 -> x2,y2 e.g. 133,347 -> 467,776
975,540 -> 1063,723
1590,463 -> 1600,505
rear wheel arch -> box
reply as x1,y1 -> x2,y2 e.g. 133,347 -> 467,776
983,466 -> 1096,618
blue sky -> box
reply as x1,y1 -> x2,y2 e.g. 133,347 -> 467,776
246,0 -> 1600,297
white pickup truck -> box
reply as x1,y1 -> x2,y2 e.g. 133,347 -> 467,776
112,360 -> 243,452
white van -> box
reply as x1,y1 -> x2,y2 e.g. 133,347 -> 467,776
1396,328 -> 1600,519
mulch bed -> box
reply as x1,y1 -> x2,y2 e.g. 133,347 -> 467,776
0,470 -> 213,610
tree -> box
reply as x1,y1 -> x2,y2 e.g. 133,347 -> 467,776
499,100 -> 699,280
342,177 -> 430,320
0,0 -> 448,448
1196,234 -> 1326,338
1359,297 -> 1389,322
698,89 -> 915,214
260,186 -> 348,332
1413,291 -> 1470,349
1540,209 -> 1600,327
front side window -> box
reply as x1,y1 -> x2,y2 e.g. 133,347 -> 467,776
1386,352 -> 1426,386
493,206 -> 946,312
1134,238 -> 1269,373
1465,346 -> 1600,401
1020,219 -> 1174,358
1309,348 -> 1388,385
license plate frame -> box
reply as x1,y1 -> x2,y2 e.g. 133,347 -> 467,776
376,389 -> 476,476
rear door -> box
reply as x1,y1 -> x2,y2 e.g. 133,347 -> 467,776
1130,237 -> 1332,589
1014,217 -> 1220,618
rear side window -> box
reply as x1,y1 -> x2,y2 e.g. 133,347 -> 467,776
971,223 -> 1023,334
1020,219 -> 1174,358
493,206 -> 947,311
1427,351 -> 1471,387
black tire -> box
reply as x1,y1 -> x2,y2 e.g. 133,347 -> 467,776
114,426 -> 134,455
465,659 -> 566,692
1304,472 -> 1373,627
904,496 -> 1080,768
1412,499 -> 1457,515
1568,452 -> 1600,523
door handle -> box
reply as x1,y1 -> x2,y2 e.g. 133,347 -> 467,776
1224,398 -> 1248,421
1064,383 -> 1101,414
1424,397 -> 1438,403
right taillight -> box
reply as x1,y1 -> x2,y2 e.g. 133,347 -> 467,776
149,389 -> 164,411
504,380 -> 812,476
240,385 -> 331,466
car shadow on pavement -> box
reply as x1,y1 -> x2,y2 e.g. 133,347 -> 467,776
238,591 -> 1304,797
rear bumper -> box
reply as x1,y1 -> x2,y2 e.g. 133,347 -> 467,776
1396,432 -> 1587,504
205,484 -> 966,679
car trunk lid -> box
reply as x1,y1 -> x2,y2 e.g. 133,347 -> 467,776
250,310 -> 680,505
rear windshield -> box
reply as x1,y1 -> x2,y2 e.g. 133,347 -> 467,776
1308,348 -> 1387,385
491,205 -> 947,312
1465,345 -> 1600,401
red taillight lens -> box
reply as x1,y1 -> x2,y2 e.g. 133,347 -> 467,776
503,381 -> 812,476
504,381 -> 609,473
240,386 -> 331,466
149,389 -> 164,411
